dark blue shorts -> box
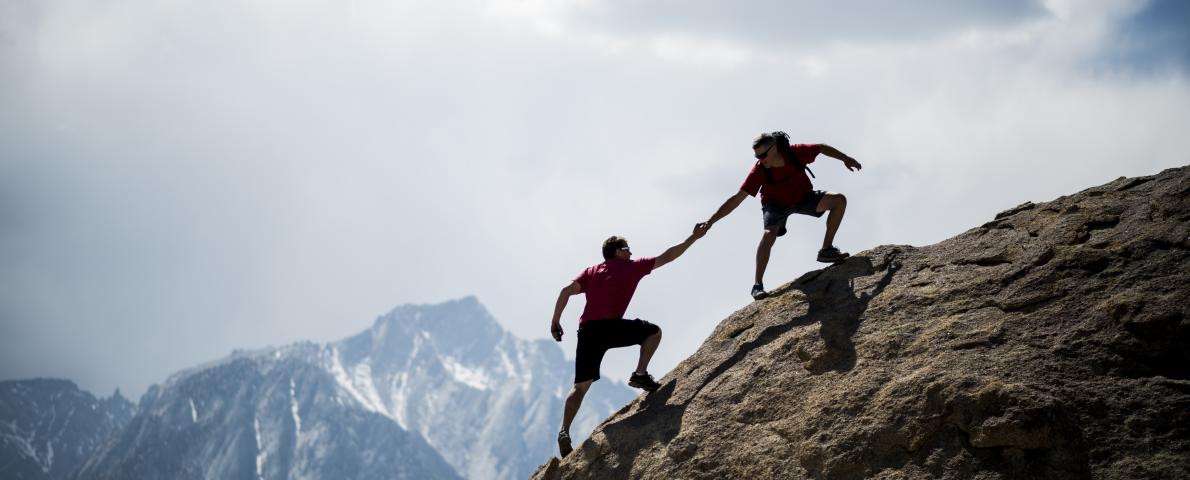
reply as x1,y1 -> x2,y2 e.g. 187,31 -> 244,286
574,318 -> 660,384
762,190 -> 827,236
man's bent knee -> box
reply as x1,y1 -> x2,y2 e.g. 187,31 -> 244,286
571,380 -> 593,394
818,193 -> 846,213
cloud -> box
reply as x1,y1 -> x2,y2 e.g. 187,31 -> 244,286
1,0 -> 1187,397
1107,0 -> 1190,73
544,0 -> 1051,49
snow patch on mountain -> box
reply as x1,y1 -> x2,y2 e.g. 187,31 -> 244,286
440,357 -> 492,390
254,416 -> 266,479
289,379 -> 302,435
324,348 -> 387,415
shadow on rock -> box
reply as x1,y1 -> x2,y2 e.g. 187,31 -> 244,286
776,254 -> 902,374
590,253 -> 902,474
580,380 -> 686,475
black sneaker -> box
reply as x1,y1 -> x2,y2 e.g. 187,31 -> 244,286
817,246 -> 850,263
557,430 -> 573,457
751,283 -> 768,300
628,372 -> 661,392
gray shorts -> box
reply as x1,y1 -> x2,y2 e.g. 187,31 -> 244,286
762,190 -> 827,237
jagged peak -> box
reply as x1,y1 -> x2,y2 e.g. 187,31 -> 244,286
374,295 -> 493,326
104,387 -> 133,405
368,296 -> 506,349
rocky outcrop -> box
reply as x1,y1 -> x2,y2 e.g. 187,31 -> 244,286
533,166 -> 1190,479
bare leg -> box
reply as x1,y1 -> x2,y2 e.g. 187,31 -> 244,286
817,193 -> 847,249
755,229 -> 780,284
561,380 -> 592,434
635,330 -> 662,374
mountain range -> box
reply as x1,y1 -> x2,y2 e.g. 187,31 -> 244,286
2,297 -> 635,479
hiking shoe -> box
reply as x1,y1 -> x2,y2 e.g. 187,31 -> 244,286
817,246 -> 850,263
628,372 -> 662,392
751,283 -> 768,300
557,430 -> 573,457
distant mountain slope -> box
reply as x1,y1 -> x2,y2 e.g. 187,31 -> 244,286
71,297 -> 633,480
536,166 -> 1190,479
0,379 -> 134,480
72,348 -> 459,480
329,297 -> 634,479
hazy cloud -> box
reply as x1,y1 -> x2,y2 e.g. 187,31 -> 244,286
556,0 -> 1051,48
2,0 -> 1187,397
1108,0 -> 1190,72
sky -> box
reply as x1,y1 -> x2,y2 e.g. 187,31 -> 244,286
2,0 -> 1188,399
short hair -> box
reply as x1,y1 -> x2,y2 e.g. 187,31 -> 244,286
753,131 -> 794,159
752,132 -> 777,149
602,236 -> 627,260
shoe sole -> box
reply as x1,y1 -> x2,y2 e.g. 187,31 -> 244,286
628,381 -> 660,392
752,291 -> 769,300
817,253 -> 850,263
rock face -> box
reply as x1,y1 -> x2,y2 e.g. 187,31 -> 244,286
533,167 -> 1190,479
0,379 -> 134,480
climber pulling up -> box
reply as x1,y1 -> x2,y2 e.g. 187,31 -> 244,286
700,131 -> 863,300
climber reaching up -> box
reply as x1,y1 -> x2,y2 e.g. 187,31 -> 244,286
549,222 -> 709,457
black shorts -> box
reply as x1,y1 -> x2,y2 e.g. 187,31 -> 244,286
574,318 -> 660,384
762,190 -> 827,237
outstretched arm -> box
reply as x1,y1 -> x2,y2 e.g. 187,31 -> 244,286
703,190 -> 749,228
550,281 -> 581,341
820,144 -> 862,171
653,223 -> 710,270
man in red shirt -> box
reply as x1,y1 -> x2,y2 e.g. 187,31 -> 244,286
701,131 -> 863,300
549,223 -> 708,457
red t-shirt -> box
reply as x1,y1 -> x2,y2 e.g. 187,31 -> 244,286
573,257 -> 656,324
740,143 -> 822,206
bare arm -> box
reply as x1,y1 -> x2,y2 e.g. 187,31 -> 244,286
819,144 -> 862,171
653,223 -> 710,270
704,190 -> 750,227
550,281 -> 581,341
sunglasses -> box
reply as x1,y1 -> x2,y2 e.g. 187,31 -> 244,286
754,144 -> 774,160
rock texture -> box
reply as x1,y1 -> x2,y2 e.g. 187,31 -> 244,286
533,166 -> 1190,479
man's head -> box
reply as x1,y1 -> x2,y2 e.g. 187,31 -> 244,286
602,236 -> 631,260
753,131 -> 792,167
